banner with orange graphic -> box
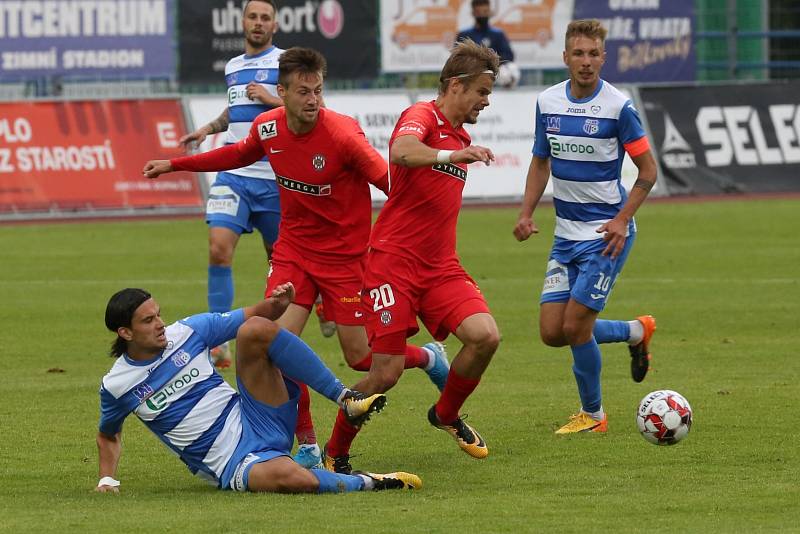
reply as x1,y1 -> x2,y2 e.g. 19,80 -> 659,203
0,99 -> 203,218
380,0 -> 574,72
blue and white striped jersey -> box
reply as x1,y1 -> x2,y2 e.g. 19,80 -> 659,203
98,310 -> 246,487
223,47 -> 283,180
533,79 -> 649,241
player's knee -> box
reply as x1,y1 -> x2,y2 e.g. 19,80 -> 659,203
540,328 -> 566,347
561,319 -> 591,346
465,324 -> 501,356
208,239 -> 234,265
369,366 -> 402,391
237,316 -> 280,347
342,347 -> 370,370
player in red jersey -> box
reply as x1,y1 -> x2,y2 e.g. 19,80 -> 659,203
143,47 -> 449,471
323,40 -> 501,468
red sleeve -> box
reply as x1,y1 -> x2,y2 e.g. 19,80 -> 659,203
171,125 -> 264,172
392,103 -> 433,142
343,119 -> 390,195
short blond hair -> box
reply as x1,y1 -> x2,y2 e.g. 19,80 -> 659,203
565,19 -> 607,50
439,39 -> 500,94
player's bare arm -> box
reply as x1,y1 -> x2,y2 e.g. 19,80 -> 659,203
597,149 -> 657,258
245,82 -> 283,108
243,282 -> 296,321
179,109 -> 230,148
513,156 -> 551,242
391,134 -> 494,168
142,160 -> 173,179
95,431 -> 122,493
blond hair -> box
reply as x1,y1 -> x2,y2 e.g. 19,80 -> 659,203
565,19 -> 608,50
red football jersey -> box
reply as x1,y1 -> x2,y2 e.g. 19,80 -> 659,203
370,101 -> 472,266
174,107 -> 388,263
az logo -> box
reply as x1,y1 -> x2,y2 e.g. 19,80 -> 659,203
259,120 -> 277,140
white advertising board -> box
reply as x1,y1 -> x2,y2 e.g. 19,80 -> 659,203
184,87 -> 663,202
380,0 -> 574,72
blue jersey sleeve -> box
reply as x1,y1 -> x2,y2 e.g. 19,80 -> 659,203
532,102 -> 550,158
179,308 -> 246,350
617,100 -> 647,145
180,308 -> 244,347
98,385 -> 128,435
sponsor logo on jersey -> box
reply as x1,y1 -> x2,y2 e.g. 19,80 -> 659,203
145,368 -> 201,412
567,107 -> 586,114
548,137 -> 596,157
171,350 -> 191,368
432,162 -> 467,182
132,383 -> 154,402
398,123 -> 423,135
276,175 -> 332,196
258,120 -> 277,140
380,310 -> 392,325
546,116 -> 561,132
339,295 -> 361,303
583,119 -> 599,136
312,154 -> 326,171
591,105 -> 602,115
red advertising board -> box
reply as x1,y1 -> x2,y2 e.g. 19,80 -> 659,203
0,99 -> 203,216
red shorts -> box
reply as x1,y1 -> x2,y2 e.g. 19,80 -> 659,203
361,250 -> 490,349
265,244 -> 365,326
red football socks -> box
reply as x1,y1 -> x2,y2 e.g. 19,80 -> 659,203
294,382 -> 317,445
435,369 -> 480,424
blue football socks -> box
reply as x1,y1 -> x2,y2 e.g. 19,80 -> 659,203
311,468 -> 365,493
593,319 -> 630,344
571,338 -> 603,413
267,329 -> 346,403
208,265 -> 233,313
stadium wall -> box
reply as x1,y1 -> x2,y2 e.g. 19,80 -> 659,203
4,79 -> 800,221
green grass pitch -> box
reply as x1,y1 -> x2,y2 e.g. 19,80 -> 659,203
1,198 -> 798,533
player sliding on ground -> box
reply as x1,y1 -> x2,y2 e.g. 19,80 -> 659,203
95,283 -> 421,494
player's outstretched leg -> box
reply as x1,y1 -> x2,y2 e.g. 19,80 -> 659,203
355,471 -> 423,490
629,315 -> 656,382
340,390 -> 387,426
427,405 -> 488,459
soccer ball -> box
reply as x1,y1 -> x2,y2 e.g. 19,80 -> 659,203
636,390 -> 693,445
495,61 -> 521,89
